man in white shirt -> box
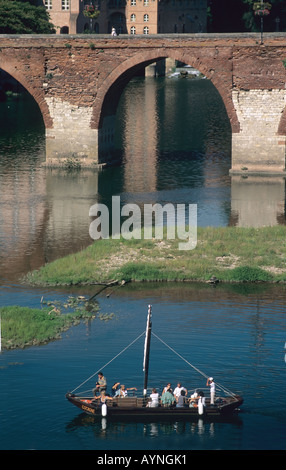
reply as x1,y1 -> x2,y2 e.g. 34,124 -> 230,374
206,377 -> 215,405
173,382 -> 187,402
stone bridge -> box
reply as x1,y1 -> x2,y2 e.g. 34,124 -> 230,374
1,33 -> 286,174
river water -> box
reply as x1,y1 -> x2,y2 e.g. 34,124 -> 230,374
0,74 -> 285,451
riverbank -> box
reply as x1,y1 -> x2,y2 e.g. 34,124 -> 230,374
24,226 -> 286,286
0,299 -> 98,350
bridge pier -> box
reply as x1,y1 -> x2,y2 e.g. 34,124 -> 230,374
45,97 -> 99,168
43,87 -> 286,174
8,33 -> 281,173
231,89 -> 286,175
45,89 -> 286,174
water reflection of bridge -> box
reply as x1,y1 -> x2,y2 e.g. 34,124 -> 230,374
230,175 -> 285,227
0,72 -> 285,282
0,162 -> 285,283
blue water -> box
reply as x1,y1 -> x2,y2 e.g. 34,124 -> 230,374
0,74 -> 285,452
0,282 -> 285,450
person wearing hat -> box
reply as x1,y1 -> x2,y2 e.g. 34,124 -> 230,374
206,377 -> 215,405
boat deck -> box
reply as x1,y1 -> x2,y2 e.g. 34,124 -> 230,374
66,393 -> 243,418
66,305 -> 244,419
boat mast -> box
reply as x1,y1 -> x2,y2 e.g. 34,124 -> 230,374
143,304 -> 152,396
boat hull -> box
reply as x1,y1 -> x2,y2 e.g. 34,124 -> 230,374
66,393 -> 243,419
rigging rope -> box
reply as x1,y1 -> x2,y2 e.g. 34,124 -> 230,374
71,331 -> 146,393
70,328 -> 236,398
151,332 -> 236,397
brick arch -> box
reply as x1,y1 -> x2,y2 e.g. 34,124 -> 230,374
92,49 -> 240,133
0,64 -> 53,128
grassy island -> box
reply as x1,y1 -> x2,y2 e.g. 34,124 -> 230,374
5,226 -> 286,350
24,226 -> 286,286
0,300 -> 98,350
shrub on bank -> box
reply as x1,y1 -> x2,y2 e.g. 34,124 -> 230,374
222,266 -> 273,282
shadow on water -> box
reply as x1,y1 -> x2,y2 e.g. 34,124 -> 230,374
65,411 -> 243,442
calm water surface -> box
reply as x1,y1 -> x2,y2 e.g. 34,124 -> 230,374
1,76 -> 285,283
0,282 -> 285,450
0,75 -> 285,450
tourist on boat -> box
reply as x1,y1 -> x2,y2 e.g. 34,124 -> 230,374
173,382 -> 188,401
188,391 -> 199,407
161,390 -> 176,407
162,383 -> 173,394
111,382 -> 121,396
206,377 -> 216,405
176,389 -> 187,408
188,390 -> 205,408
92,371 -> 107,396
118,384 -> 137,397
92,391 -> 113,405
149,388 -> 159,407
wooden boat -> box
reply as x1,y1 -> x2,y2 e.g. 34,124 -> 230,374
66,305 -> 243,418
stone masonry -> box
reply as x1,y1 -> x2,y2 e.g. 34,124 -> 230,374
232,89 -> 286,173
0,33 -> 286,173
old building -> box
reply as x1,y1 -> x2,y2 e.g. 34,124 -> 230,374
43,0 -> 207,35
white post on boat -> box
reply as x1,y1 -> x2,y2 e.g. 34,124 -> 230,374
101,403 -> 107,416
198,397 -> 204,415
143,305 -> 152,397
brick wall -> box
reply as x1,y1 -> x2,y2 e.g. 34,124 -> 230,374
0,33 -> 286,170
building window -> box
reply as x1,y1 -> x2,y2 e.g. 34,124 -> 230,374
143,0 -> 149,5
143,26 -> 149,34
45,0 -> 52,9
130,26 -> 136,34
131,14 -> 136,21
144,14 -> 149,22
131,0 -> 136,5
62,0 -> 69,10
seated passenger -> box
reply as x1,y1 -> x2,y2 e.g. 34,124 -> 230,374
119,384 -> 137,397
92,372 -> 107,396
112,382 -> 121,397
149,388 -> 159,407
161,390 -> 176,407
173,382 -> 188,402
92,391 -> 113,405
162,383 -> 173,394
188,392 -> 198,407
176,390 -> 187,408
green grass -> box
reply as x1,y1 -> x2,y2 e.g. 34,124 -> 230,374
0,305 -> 97,350
24,226 -> 286,286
